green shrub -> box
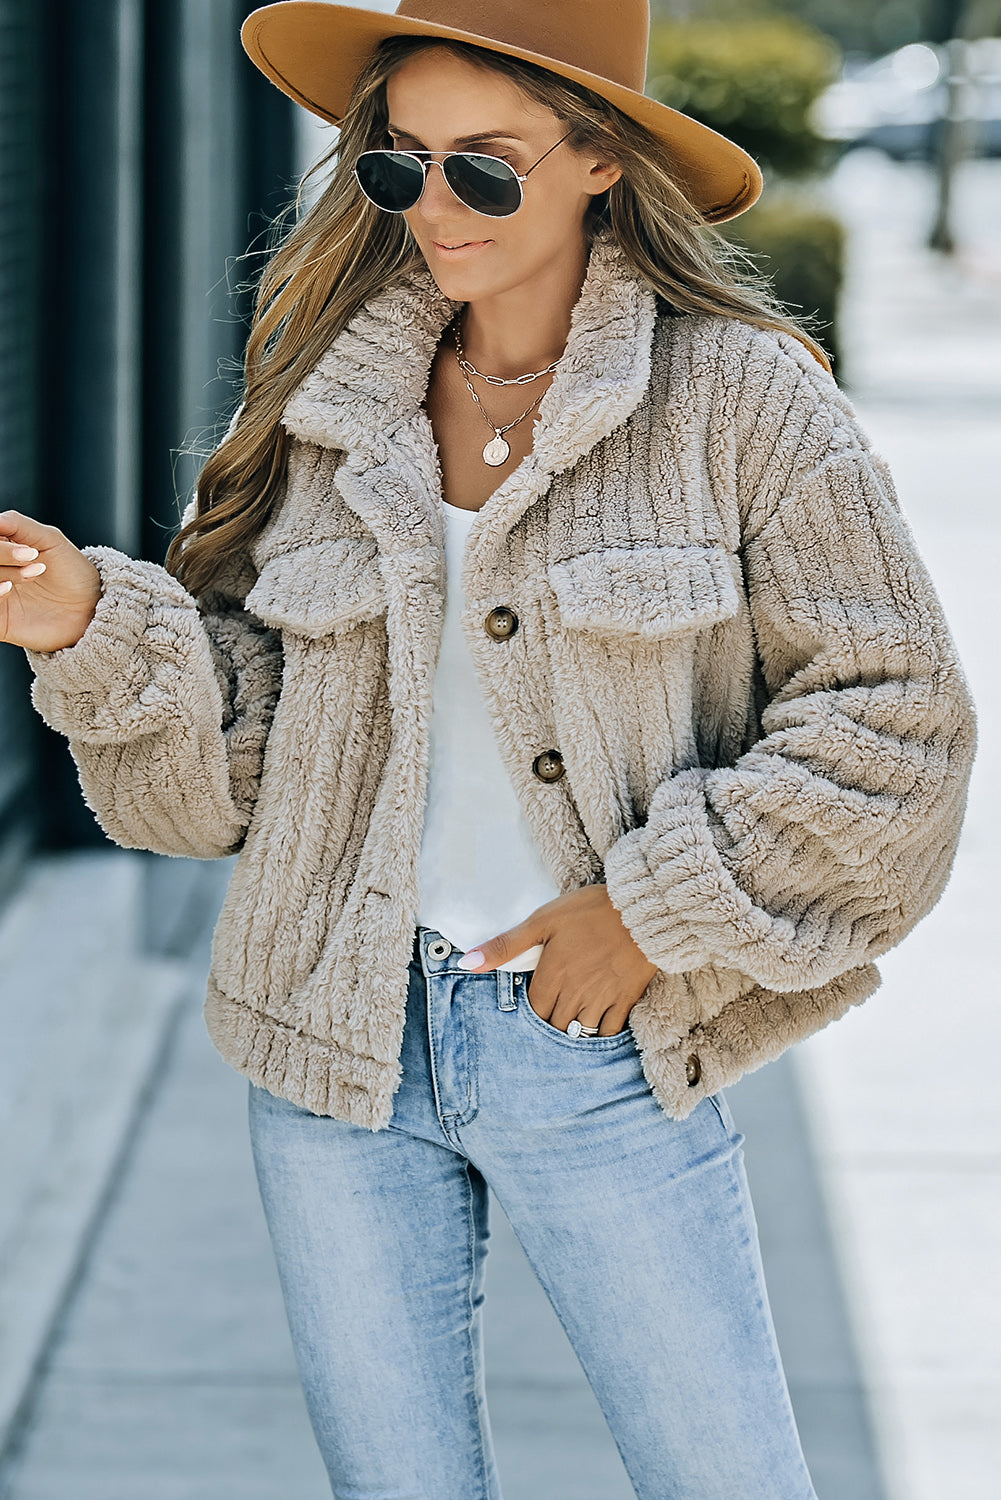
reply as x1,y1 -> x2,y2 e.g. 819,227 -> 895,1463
647,17 -> 840,176
720,197 -> 846,370
646,14 -> 846,372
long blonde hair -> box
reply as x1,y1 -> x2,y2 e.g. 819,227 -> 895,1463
167,34 -> 829,596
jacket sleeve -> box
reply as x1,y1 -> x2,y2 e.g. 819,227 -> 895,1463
25,530 -> 283,861
603,366 -> 977,993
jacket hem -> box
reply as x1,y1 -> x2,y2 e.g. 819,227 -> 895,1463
634,962 -> 882,1121
204,976 -> 401,1132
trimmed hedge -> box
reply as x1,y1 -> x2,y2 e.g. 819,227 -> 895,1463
647,17 -> 840,177
647,14 -> 846,374
720,197 -> 846,370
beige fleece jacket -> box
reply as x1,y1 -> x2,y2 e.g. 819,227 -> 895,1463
26,227 -> 976,1130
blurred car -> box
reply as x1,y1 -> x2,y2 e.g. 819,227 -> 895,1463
812,39 -> 1001,160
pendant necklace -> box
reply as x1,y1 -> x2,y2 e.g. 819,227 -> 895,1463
453,318 -> 564,467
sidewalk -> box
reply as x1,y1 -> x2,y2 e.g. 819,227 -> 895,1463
795,147 -> 1001,1500
0,852 -> 192,1473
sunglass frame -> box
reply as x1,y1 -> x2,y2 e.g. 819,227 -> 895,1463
354,131 -> 573,218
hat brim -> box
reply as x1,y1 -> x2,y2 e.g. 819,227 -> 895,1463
241,2 -> 762,223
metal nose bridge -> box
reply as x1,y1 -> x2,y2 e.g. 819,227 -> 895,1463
421,157 -> 459,201
410,154 -> 506,211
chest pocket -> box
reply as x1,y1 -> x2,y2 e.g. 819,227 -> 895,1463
544,544 -> 746,829
245,537 -> 386,638
546,543 -> 740,637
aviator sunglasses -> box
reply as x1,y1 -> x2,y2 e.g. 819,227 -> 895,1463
354,131 -> 573,218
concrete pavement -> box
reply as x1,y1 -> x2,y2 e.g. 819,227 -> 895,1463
0,853 -> 190,1474
793,147 -> 1001,1500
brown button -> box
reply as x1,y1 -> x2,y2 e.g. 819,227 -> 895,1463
532,749 -> 565,783
484,606 -> 519,641
685,1053 -> 702,1087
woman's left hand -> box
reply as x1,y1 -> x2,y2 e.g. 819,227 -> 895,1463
457,884 -> 658,1036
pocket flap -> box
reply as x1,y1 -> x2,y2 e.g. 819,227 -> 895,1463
547,544 -> 739,636
245,537 -> 385,637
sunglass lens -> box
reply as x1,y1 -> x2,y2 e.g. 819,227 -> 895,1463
355,151 -> 425,212
444,153 -> 522,216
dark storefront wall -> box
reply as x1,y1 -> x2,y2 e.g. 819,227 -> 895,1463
0,3 -> 41,906
0,0 -> 295,884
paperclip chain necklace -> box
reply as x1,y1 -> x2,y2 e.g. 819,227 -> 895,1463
453,317 -> 565,467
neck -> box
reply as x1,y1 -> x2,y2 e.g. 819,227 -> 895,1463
457,239 -> 590,378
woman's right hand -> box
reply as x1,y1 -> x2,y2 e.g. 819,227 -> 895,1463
0,510 -> 103,654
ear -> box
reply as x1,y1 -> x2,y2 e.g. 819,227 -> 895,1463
586,157 -> 622,196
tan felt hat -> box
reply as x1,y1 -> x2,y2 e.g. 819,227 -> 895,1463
241,0 -> 763,223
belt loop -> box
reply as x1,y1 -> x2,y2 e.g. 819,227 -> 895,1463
497,970 -> 517,1012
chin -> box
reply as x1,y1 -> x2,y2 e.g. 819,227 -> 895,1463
423,261 -> 495,302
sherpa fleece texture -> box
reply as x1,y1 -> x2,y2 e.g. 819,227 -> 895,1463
27,226 -> 976,1130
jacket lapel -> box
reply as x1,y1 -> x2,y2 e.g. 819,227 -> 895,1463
461,229 -> 657,584
279,227 -> 658,571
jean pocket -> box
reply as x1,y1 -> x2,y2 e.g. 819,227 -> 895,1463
519,987 -> 634,1049
707,1089 -> 735,1136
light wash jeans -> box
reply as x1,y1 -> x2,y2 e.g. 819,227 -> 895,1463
248,927 -> 819,1500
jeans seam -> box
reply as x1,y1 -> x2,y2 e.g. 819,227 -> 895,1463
462,1158 -> 490,1500
716,1147 -> 818,1495
708,1092 -> 727,1132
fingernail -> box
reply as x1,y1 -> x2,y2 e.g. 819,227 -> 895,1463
0,581 -> 11,595
456,950 -> 485,971
21,562 -> 46,577
11,546 -> 38,561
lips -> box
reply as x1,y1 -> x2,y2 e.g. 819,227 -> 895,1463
431,239 -> 491,259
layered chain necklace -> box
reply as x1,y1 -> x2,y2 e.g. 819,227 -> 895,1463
453,316 -> 565,467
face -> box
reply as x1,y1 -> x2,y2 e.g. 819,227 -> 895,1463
382,48 -> 621,302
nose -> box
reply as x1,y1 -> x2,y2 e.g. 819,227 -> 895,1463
413,159 -> 465,220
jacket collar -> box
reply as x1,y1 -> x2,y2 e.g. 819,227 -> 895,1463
280,227 -> 658,563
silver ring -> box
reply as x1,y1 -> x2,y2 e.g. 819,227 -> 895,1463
567,1019 -> 601,1038
427,938 -> 452,961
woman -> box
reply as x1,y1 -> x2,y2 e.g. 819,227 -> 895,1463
0,1 -> 976,1496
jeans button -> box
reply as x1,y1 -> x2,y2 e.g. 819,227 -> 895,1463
428,938 -> 452,960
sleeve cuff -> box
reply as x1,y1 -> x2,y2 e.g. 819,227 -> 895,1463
604,766 -> 793,977
603,769 -> 721,973
25,545 -> 197,695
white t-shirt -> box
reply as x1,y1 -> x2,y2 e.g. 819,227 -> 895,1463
417,499 -> 560,971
